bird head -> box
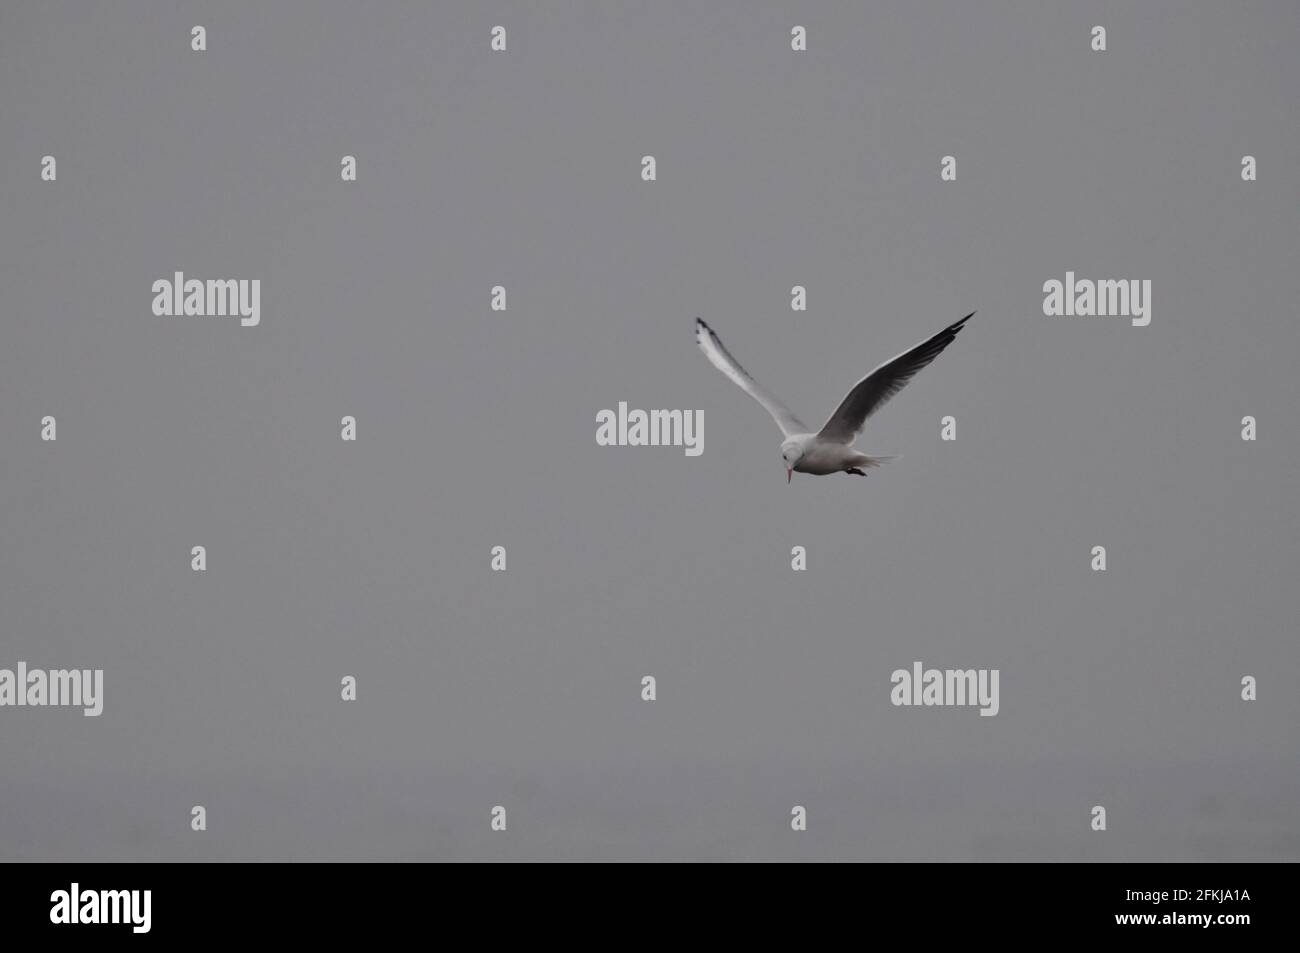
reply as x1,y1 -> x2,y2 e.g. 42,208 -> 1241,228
780,440 -> 804,483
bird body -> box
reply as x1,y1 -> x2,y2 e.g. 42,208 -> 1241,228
786,437 -> 894,476
694,312 -> 974,481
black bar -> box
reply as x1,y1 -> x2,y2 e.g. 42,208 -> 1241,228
2,862 -> 1282,940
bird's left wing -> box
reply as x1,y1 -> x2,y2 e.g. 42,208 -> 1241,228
817,312 -> 974,444
695,318 -> 807,437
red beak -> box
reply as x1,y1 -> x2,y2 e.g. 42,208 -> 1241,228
787,468 -> 793,484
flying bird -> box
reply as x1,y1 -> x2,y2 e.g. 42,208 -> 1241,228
695,312 -> 974,482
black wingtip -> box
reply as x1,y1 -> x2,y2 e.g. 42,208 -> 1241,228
950,311 -> 975,333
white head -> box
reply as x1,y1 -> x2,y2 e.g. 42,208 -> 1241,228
781,439 -> 805,483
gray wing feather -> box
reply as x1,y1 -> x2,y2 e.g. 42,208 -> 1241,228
818,312 -> 974,444
695,318 -> 807,438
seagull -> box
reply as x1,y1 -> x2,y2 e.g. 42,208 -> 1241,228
695,312 -> 974,482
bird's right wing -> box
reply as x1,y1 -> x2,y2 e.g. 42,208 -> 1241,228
695,318 -> 807,437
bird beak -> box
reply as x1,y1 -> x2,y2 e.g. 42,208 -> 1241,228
787,468 -> 793,484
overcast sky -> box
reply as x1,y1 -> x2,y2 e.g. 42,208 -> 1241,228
1,0 -> 1297,860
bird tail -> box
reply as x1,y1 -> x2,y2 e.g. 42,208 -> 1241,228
858,454 -> 900,468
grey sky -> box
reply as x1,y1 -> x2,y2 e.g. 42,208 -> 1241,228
1,1 -> 1297,860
